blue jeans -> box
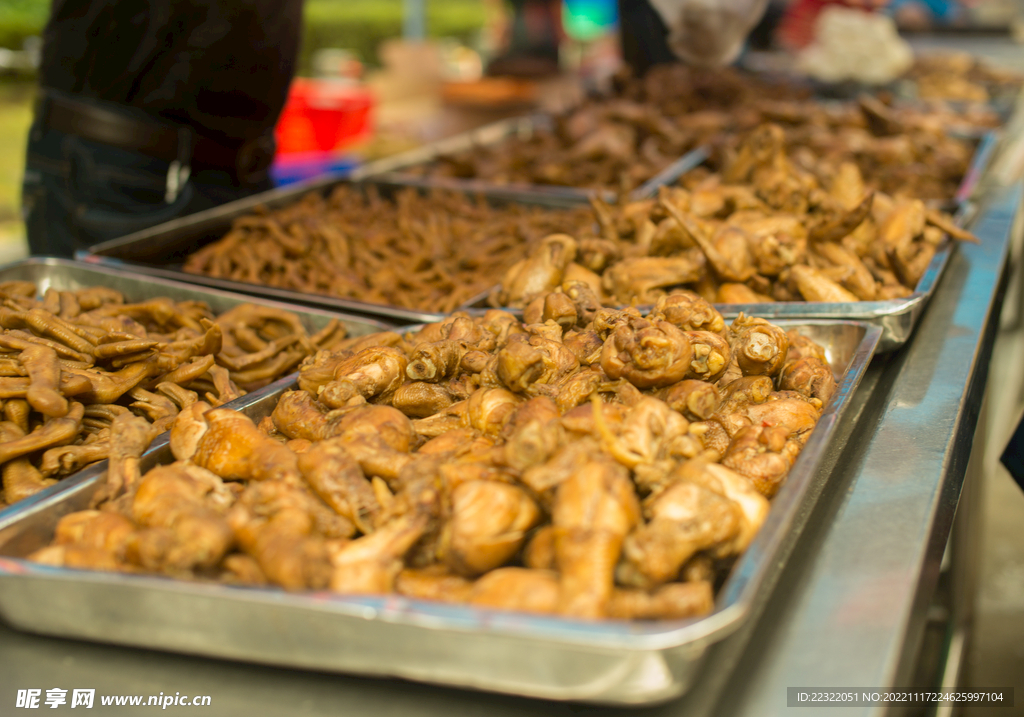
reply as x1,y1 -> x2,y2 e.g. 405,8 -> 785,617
22,94 -> 272,258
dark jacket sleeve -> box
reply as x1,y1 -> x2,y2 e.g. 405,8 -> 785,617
39,0 -> 303,143
617,0 -> 677,76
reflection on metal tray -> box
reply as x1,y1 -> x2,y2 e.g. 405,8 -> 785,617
354,112 -> 710,202
0,258 -> 391,525
0,321 -> 881,705
352,114 -> 546,180
82,176 -> 600,326
956,130 -> 999,205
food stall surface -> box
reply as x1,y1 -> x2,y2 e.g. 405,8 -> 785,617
3,31 -> 1024,717
0,184 -> 1018,717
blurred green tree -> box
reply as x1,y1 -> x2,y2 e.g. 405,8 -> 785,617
0,1 -> 485,73
0,0 -> 49,51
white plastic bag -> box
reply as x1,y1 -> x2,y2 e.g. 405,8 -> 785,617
796,7 -> 913,84
648,0 -> 770,67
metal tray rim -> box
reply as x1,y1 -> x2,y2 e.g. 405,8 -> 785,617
1,257 -> 395,333
369,146 -> 711,204
78,256 -> 450,327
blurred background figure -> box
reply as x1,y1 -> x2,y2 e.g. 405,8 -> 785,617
617,0 -> 679,74
618,0 -> 773,72
489,0 -> 778,77
616,0 -> 897,73
486,0 -> 564,76
470,0 -> 909,81
889,0 -> 973,29
22,0 -> 304,258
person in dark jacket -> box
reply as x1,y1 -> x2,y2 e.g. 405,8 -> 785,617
617,0 -> 679,76
22,0 -> 303,258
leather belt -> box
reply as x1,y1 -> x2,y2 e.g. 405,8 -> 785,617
36,91 -> 274,196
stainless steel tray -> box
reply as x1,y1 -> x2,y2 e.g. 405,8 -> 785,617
0,320 -> 882,705
0,257 -> 391,524
478,130 -> 1005,353
355,112 -> 710,202
0,258 -> 391,337
82,176 -> 601,326
474,245 -> 948,354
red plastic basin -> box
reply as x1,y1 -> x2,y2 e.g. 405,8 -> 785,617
275,78 -> 374,155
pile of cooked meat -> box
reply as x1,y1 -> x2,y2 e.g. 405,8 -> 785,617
32,290 -> 836,621
182,185 -> 594,314
183,115 -> 977,320
0,281 -> 353,508
492,122 -> 977,308
714,94 -> 987,203
414,65 -> 810,191
183,72 -> 985,315
905,52 -> 1024,104
414,64 -> 991,200
411,65 -> 811,190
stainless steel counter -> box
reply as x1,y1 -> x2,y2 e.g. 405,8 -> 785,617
0,181 -> 1018,716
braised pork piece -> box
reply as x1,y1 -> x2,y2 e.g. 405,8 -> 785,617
491,122 -> 976,308
35,292 -> 836,621
0,282 -> 353,508
183,186 -> 594,314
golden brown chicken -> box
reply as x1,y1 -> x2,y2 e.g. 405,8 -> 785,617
554,457 -> 641,617
621,479 -> 740,588
442,480 -> 540,576
130,462 -> 235,571
31,290 -> 839,625
171,403 -> 301,484
227,479 -> 338,591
